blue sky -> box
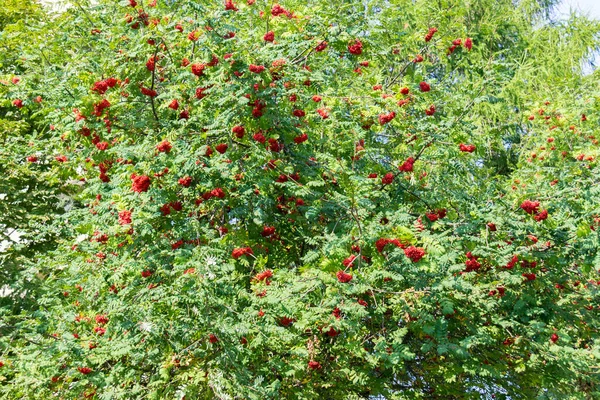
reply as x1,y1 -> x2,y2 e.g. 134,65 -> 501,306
556,0 -> 600,19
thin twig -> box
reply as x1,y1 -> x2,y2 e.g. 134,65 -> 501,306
72,0 -> 96,26
384,46 -> 428,89
232,139 -> 250,148
190,12 -> 198,59
149,46 -> 160,124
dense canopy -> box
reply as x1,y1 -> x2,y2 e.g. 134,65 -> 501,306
0,0 -> 599,398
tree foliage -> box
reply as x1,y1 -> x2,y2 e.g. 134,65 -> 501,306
1,0 -> 599,399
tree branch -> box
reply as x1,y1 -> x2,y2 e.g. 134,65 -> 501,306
149,46 -> 160,124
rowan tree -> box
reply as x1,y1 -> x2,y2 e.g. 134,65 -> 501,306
1,0 -> 599,399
